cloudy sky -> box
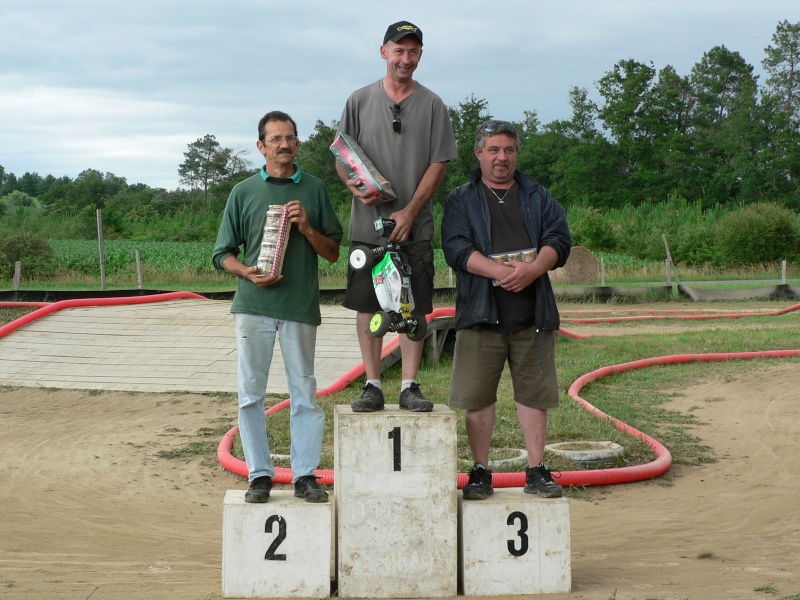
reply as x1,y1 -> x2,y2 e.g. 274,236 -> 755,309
1,0 -> 796,190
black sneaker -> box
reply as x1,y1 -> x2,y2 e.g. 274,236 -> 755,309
294,475 -> 329,503
244,475 -> 272,503
524,464 -> 563,498
463,463 -> 494,500
351,383 -> 385,412
398,383 -> 433,412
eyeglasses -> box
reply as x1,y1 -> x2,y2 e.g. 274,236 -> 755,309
263,135 -> 298,144
391,104 -> 401,134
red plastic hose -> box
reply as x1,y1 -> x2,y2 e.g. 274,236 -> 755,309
0,291 -> 206,339
4,293 -> 797,489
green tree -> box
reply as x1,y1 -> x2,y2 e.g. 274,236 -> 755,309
690,45 -> 756,129
761,19 -> 800,202
17,172 -> 43,197
68,169 -> 127,211
37,174 -> 58,197
597,59 -> 657,145
689,45 -> 759,206
762,20 -> 800,124
443,94 -> 491,199
296,119 -> 349,210
648,65 -> 696,200
549,135 -> 623,208
178,134 -> 236,207
596,59 -> 660,204
537,86 -> 627,207
514,109 -> 570,190
38,171 -> 126,217
3,172 -> 19,195
563,87 -> 599,140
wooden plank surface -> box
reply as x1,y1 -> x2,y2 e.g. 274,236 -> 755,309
0,299 -> 383,394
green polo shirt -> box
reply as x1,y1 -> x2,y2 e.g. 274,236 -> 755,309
212,165 -> 343,326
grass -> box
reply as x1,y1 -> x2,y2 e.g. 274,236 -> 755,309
3,239 -> 799,293
754,583 -> 778,594
595,251 -> 800,285
0,308 -> 31,325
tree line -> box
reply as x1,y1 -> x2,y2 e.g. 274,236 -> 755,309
1,20 -> 799,262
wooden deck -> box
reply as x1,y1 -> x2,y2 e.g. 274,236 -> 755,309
0,298 -> 453,394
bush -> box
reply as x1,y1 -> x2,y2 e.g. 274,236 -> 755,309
8,190 -> 34,207
0,232 -> 58,279
569,206 -> 618,251
716,202 -> 800,265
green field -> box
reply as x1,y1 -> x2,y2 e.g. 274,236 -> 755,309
3,238 -> 798,293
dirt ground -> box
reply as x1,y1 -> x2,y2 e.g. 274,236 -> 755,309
1,301 -> 800,600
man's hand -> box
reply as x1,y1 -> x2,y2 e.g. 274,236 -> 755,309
498,261 -> 539,292
345,177 -> 381,206
285,200 -> 310,235
387,208 -> 414,243
221,254 -> 283,287
242,265 -> 284,287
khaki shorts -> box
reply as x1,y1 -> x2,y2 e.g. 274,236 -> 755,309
448,327 -> 560,410
343,240 -> 434,316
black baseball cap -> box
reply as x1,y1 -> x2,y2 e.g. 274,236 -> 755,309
383,21 -> 423,45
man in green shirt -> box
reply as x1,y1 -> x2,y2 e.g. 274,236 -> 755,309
212,110 -> 343,503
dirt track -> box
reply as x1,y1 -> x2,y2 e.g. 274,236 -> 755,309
1,301 -> 799,599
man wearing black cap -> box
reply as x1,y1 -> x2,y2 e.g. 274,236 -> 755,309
336,21 -> 457,413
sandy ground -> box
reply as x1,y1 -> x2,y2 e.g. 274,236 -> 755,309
1,301 -> 800,599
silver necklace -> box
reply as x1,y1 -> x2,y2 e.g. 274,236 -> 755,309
484,181 -> 514,203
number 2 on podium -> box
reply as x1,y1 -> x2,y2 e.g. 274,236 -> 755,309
264,515 -> 287,561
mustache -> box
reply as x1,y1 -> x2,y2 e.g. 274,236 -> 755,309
277,148 -> 293,154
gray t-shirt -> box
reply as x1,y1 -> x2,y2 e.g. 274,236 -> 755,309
338,79 -> 457,243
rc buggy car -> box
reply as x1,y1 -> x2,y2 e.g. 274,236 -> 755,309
348,218 -> 428,341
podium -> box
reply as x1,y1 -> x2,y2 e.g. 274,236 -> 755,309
335,404 -> 458,598
459,490 -> 571,595
222,403 -> 571,598
222,490 -> 332,598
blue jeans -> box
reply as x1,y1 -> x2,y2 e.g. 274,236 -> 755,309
234,313 -> 324,482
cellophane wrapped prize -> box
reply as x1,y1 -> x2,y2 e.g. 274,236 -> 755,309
256,204 -> 291,277
329,132 -> 397,201
488,247 -> 537,286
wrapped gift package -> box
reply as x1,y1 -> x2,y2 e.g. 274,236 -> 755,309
329,132 -> 397,201
489,247 -> 537,286
256,204 -> 291,277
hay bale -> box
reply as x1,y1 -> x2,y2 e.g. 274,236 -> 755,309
549,245 -> 598,284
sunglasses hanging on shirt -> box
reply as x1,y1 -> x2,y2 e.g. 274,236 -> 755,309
391,104 -> 401,134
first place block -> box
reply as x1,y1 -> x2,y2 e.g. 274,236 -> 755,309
335,404 -> 458,598
222,489 -> 332,598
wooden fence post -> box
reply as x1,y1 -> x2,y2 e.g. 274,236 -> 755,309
97,209 -> 107,291
136,250 -> 143,290
12,261 -> 21,291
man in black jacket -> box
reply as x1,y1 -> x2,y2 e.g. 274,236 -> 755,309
441,120 -> 572,500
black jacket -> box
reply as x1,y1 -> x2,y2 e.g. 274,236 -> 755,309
441,169 -> 571,331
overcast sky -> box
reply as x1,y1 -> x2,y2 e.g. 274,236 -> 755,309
1,1 -> 797,190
